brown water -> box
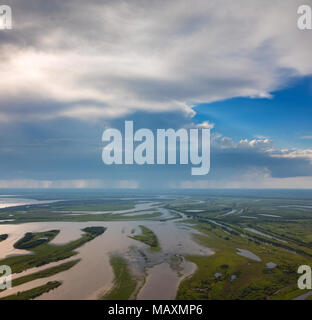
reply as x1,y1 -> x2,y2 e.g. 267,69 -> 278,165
137,260 -> 196,300
0,203 -> 213,300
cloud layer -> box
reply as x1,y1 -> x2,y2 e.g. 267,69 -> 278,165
1,0 -> 312,122
1,0 -> 312,189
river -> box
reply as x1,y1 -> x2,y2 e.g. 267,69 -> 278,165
0,202 -> 213,300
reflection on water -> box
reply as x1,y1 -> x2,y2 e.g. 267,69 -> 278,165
0,202 -> 213,300
0,198 -> 61,209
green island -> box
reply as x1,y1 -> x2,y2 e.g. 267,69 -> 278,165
0,226 -> 106,274
129,225 -> 161,251
0,234 -> 8,242
14,230 -> 60,249
102,255 -> 137,300
0,259 -> 80,293
1,281 -> 62,300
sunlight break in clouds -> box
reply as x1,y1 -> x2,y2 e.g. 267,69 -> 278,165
0,0 -> 312,122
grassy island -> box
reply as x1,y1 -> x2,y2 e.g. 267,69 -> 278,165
129,225 -> 161,251
0,226 -> 106,274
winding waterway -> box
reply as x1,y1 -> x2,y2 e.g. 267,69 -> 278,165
0,201 -> 212,300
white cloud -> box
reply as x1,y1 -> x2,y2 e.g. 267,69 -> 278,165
271,148 -> 312,162
196,121 -> 215,129
216,136 -> 236,149
214,137 -> 274,151
238,138 -> 274,152
0,0 -> 312,122
213,136 -> 312,163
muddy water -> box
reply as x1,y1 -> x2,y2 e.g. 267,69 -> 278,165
137,260 -> 196,300
0,204 -> 213,300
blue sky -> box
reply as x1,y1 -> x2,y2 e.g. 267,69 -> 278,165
0,0 -> 312,189
194,76 -> 312,149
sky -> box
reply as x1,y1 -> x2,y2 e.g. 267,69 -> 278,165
0,0 -> 312,189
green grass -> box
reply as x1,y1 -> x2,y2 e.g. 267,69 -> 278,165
257,221 -> 312,248
0,226 -> 106,274
0,281 -> 62,300
1,194 -> 312,300
270,286 -> 310,300
129,225 -> 161,251
102,256 -> 137,300
0,259 -> 80,293
177,222 -> 312,300
0,234 -> 8,242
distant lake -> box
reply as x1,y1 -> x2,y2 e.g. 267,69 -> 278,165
0,197 -> 60,209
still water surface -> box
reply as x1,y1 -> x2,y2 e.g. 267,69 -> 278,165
0,203 -> 212,300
